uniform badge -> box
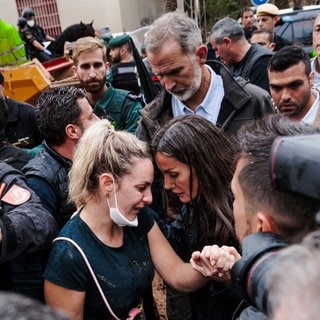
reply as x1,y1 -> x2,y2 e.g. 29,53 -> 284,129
1,184 -> 31,205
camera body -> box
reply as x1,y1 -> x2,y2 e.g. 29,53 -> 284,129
270,134 -> 320,200
231,232 -> 287,313
232,134 -> 320,314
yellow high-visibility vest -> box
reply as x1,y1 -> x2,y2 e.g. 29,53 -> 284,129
0,19 -> 28,67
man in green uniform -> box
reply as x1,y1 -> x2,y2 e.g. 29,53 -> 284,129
107,34 -> 140,96
72,36 -> 141,134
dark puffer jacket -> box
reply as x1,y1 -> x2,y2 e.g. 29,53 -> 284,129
23,141 -> 75,229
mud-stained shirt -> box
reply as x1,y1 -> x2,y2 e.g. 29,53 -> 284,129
44,207 -> 155,320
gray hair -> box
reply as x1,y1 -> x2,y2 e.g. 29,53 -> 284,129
0,292 -> 70,320
210,17 -> 244,44
267,230 -> 320,319
145,10 -> 202,55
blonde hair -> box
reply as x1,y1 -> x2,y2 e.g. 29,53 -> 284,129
69,119 -> 151,207
72,36 -> 107,65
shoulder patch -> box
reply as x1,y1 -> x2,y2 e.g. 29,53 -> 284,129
1,184 -> 31,205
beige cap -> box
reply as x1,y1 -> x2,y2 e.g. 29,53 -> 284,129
256,3 -> 280,16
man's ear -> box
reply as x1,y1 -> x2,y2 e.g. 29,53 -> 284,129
256,212 -> 279,233
65,124 -> 81,140
273,16 -> 280,26
120,46 -> 127,56
196,44 -> 208,64
222,36 -> 232,47
270,42 -> 276,51
0,84 -> 5,97
309,70 -> 315,87
71,65 -> 77,76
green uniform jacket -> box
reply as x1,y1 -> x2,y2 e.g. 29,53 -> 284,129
94,83 -> 141,134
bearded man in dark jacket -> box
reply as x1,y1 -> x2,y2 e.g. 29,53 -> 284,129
137,14 -> 274,144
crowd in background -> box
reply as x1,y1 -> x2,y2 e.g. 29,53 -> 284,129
0,3 -> 319,320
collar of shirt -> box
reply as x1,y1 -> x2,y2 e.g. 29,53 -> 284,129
311,57 -> 320,89
302,88 -> 320,124
171,65 -> 224,125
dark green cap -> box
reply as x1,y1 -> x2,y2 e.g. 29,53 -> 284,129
109,34 -> 130,48
101,33 -> 113,43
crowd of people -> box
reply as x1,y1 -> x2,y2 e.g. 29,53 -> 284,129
0,3 -> 320,320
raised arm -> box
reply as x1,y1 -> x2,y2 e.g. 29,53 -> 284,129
147,221 -> 210,292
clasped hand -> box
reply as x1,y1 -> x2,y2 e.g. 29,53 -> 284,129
190,245 -> 241,283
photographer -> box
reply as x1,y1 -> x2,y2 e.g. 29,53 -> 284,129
190,114 -> 320,319
266,229 -> 320,320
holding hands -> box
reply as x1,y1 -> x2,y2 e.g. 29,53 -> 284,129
190,245 -> 241,283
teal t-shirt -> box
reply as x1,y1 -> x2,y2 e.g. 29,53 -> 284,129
44,207 -> 155,320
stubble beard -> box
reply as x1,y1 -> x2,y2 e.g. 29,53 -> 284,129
171,63 -> 202,102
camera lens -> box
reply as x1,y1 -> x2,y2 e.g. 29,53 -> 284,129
231,232 -> 288,313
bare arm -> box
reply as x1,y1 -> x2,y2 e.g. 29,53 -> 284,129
46,34 -> 56,42
148,222 -> 210,292
31,39 -> 47,52
44,280 -> 85,320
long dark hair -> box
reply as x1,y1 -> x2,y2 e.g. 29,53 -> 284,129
151,115 -> 236,246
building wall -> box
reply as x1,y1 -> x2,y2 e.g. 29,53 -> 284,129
119,0 -> 165,32
57,0 -> 122,32
0,0 -> 164,34
0,0 -> 20,26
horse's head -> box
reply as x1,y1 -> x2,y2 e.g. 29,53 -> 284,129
79,21 -> 95,37
49,21 -> 95,55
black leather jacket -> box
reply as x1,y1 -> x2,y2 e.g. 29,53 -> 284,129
0,161 -> 58,301
155,204 -> 242,320
136,60 -> 275,142
4,97 -> 42,149
0,161 -> 58,262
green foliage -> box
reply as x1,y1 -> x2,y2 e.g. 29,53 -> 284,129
197,0 -> 246,39
206,0 -> 241,22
